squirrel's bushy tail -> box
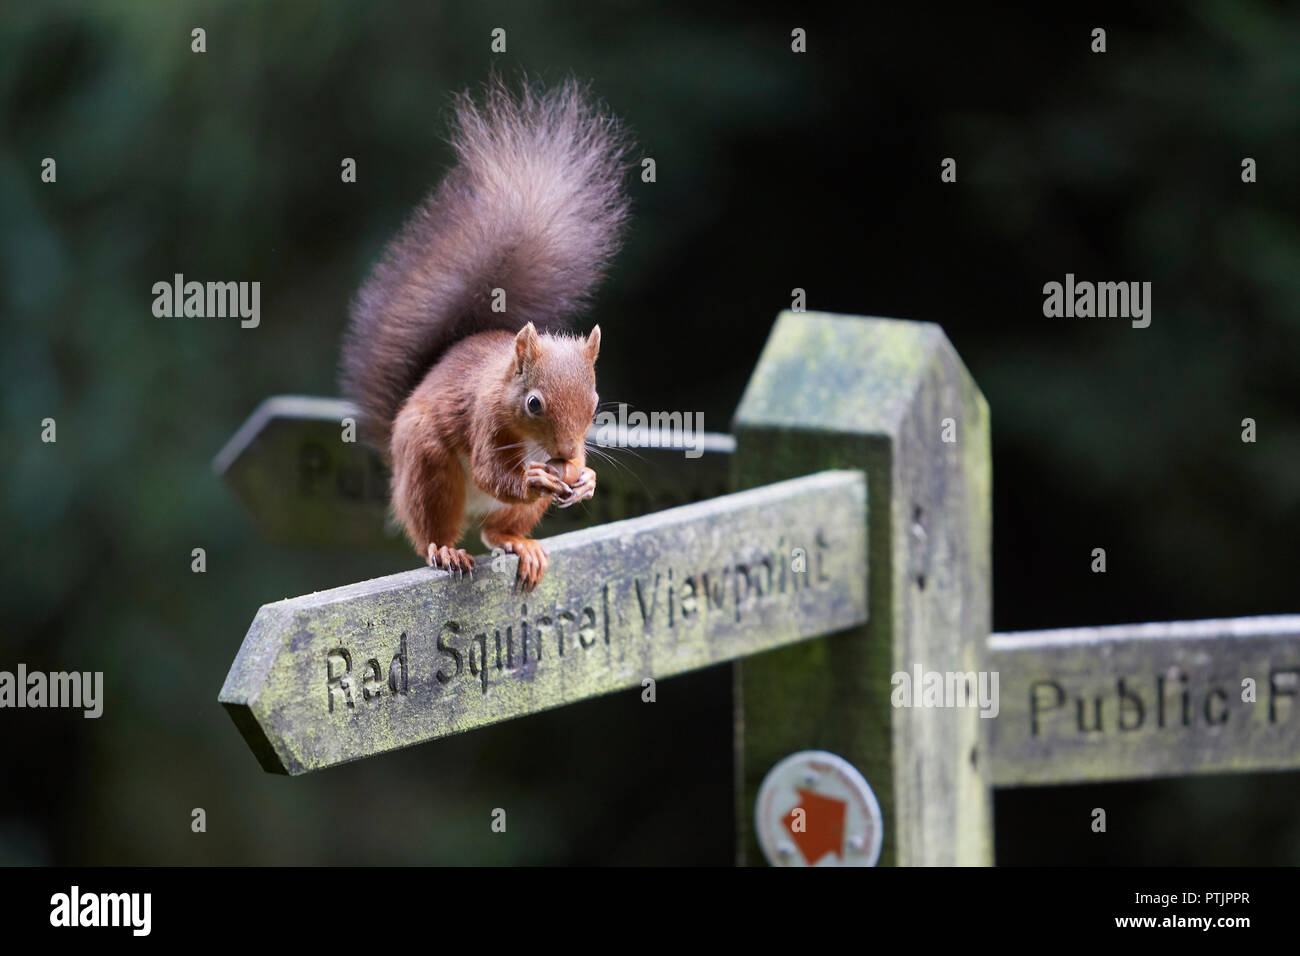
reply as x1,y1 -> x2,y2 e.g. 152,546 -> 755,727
341,76 -> 632,451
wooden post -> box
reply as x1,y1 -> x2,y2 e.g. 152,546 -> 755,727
732,311 -> 993,866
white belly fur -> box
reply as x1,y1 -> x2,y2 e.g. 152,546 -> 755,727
459,454 -> 501,518
458,444 -> 547,520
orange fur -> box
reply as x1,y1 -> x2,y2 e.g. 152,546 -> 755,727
388,325 -> 601,588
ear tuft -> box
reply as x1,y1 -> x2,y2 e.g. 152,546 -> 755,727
514,323 -> 541,374
584,325 -> 601,364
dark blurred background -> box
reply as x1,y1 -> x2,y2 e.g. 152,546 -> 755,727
2,1 -> 1298,865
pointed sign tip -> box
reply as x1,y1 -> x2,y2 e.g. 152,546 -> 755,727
220,699 -> 297,775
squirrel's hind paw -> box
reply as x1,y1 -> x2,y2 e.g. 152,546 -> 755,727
427,543 -> 476,576
505,538 -> 550,592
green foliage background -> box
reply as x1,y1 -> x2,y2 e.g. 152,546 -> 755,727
1,1 -> 1297,864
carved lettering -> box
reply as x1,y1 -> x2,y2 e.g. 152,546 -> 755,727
318,530 -> 847,712
1025,672 -> 1296,739
326,648 -> 353,712
436,623 -> 463,684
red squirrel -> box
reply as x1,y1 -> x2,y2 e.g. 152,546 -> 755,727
341,78 -> 631,590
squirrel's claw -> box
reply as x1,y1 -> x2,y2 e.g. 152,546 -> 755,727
524,461 -> 571,500
505,539 -> 550,592
427,543 -> 476,576
556,467 -> 597,509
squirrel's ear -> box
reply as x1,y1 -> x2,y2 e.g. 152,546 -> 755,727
584,325 -> 601,364
514,322 -> 541,374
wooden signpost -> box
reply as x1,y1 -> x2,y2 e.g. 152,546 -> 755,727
220,470 -> 866,775
217,310 -> 1300,865
212,396 -> 397,550
213,396 -> 735,550
988,615 -> 1300,786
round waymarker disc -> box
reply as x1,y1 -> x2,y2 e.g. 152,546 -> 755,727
754,750 -> 883,866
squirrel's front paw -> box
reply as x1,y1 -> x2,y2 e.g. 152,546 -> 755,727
427,542 -> 476,575
555,467 -> 596,509
524,461 -> 571,500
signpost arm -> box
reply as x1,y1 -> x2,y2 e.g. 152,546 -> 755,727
987,616 -> 1300,786
732,311 -> 993,866
219,471 -> 867,775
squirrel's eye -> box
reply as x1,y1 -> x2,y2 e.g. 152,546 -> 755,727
526,393 -> 544,416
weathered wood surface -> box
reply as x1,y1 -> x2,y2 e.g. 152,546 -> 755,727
987,615 -> 1300,786
220,471 -> 866,775
733,311 -> 993,867
213,395 -> 736,550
